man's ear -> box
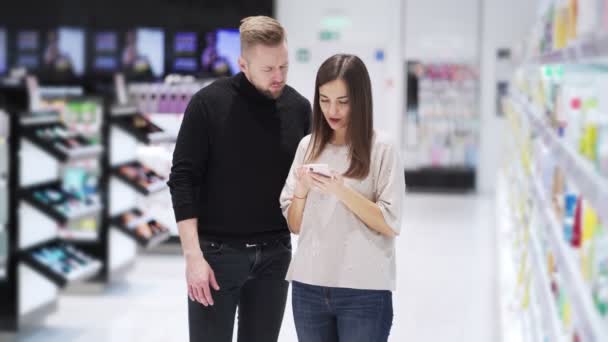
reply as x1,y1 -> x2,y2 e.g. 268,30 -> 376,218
238,56 -> 247,73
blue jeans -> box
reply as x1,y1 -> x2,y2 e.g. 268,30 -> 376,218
292,281 -> 393,342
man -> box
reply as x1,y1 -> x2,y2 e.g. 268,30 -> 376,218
167,16 -> 311,342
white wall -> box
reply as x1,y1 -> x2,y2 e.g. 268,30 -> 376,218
276,0 -> 405,142
404,0 -> 481,61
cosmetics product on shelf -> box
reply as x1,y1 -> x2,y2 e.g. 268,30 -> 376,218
117,162 -> 166,192
563,187 -> 579,244
567,0 -> 578,41
117,209 -> 169,241
31,244 -> 97,278
131,115 -> 163,134
580,203 -> 599,283
32,125 -> 98,155
128,82 -> 202,114
554,1 -> 569,50
31,184 -> 101,220
59,217 -> 99,240
592,225 -> 608,317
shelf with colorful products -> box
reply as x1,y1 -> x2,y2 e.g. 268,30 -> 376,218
502,102 -> 564,342
504,96 -> 608,341
500,135 -> 565,342
20,240 -> 103,288
125,79 -> 203,247
110,209 -> 171,249
107,102 -> 175,256
127,80 -> 207,115
511,62 -> 608,225
404,62 -> 479,191
513,0 -> 608,65
0,82 -> 105,332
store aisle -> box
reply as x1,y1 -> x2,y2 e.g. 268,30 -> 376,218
13,194 -> 498,342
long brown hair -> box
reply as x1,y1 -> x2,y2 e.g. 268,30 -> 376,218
305,54 -> 374,179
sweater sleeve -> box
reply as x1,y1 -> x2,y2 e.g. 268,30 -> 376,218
279,136 -> 309,219
374,141 -> 406,234
167,96 -> 209,223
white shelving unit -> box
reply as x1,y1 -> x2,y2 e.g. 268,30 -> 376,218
511,94 -> 608,225
503,94 -> 608,342
528,228 -> 564,342
529,158 -> 607,342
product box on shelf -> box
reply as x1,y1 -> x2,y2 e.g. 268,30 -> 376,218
112,208 -> 170,248
24,242 -> 102,286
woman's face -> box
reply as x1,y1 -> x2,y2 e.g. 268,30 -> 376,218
319,79 -> 350,131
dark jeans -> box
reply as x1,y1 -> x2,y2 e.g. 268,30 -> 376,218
292,281 -> 393,342
188,236 -> 292,342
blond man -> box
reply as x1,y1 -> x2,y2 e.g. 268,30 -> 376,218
168,16 -> 311,342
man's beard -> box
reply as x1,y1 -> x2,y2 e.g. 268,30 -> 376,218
254,82 -> 285,99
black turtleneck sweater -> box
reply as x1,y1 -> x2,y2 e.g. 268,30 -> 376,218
168,72 -> 311,241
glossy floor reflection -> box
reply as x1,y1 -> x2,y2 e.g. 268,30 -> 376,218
13,193 -> 498,342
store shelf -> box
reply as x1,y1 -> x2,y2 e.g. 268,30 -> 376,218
528,229 -> 564,342
57,229 -> 99,242
109,105 -> 139,117
111,114 -> 175,145
20,241 -> 102,288
497,173 -> 529,342
529,171 -> 607,342
23,124 -> 103,162
19,111 -> 61,126
530,33 -> 608,65
511,94 -> 608,227
21,181 -> 102,225
110,209 -> 171,249
111,161 -> 167,196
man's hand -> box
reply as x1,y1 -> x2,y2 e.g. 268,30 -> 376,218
186,252 -> 220,307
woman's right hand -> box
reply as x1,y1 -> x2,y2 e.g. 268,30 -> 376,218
295,166 -> 314,197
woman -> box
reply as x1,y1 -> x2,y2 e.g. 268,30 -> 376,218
280,54 -> 405,342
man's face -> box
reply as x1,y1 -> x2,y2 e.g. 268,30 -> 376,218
239,41 -> 289,99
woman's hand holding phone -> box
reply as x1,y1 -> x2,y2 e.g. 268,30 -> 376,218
294,166 -> 315,198
310,170 -> 345,197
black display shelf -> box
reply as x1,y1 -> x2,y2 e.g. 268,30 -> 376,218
23,123 -> 103,162
111,114 -> 175,144
21,181 -> 102,225
404,167 -> 476,192
111,209 -> 171,248
111,161 -> 167,196
20,240 -> 102,288
19,111 -> 61,126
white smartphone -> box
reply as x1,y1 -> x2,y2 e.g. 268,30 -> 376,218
303,163 -> 333,177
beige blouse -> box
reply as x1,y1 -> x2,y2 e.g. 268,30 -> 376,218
280,132 -> 405,291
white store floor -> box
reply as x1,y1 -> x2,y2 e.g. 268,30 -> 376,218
12,193 -> 499,342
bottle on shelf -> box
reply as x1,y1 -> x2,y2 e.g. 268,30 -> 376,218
592,225 -> 608,318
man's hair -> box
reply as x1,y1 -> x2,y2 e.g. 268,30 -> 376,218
239,16 -> 286,53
